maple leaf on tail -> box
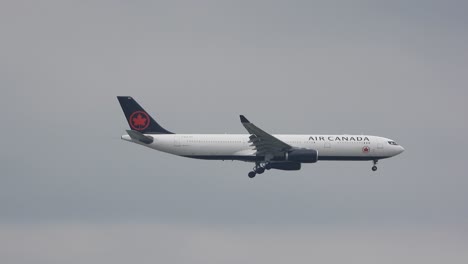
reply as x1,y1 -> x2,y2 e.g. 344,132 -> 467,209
132,114 -> 147,127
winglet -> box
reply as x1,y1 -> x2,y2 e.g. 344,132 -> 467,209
240,115 -> 250,123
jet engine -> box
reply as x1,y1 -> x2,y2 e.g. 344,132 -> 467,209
268,162 -> 301,171
285,149 -> 318,163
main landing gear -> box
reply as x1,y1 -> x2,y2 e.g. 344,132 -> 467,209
372,160 -> 378,171
248,162 -> 271,178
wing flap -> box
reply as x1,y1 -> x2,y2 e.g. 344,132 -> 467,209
240,115 -> 292,157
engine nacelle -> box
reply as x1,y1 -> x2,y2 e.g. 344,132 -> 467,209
268,162 -> 301,171
286,149 -> 318,163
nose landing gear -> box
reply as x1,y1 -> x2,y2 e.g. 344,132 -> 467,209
372,160 -> 378,171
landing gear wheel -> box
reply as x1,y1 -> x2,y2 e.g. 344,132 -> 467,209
255,167 -> 265,174
248,171 -> 256,178
371,160 -> 378,172
265,163 -> 272,170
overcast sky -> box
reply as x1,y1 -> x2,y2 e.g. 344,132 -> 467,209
1,0 -> 468,263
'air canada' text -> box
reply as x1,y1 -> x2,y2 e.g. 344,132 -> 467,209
309,136 -> 370,142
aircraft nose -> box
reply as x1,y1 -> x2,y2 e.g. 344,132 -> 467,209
398,146 -> 405,154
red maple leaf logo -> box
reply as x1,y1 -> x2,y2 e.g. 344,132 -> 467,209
362,146 -> 370,153
133,114 -> 147,127
129,111 -> 150,130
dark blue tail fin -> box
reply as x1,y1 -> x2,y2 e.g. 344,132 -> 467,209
117,96 -> 173,134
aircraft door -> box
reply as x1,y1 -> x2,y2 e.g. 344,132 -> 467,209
375,140 -> 384,155
174,135 -> 181,147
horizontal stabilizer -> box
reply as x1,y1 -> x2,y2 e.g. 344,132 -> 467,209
126,130 -> 154,144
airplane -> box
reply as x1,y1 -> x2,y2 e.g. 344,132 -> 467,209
117,96 -> 404,178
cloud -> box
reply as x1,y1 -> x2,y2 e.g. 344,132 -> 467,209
1,223 -> 467,264
0,0 -> 467,257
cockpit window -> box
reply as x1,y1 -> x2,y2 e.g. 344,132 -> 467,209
388,141 -> 398,145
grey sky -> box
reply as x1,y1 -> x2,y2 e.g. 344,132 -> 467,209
1,1 -> 468,263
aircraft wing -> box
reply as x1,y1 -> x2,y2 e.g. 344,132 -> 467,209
240,115 -> 292,157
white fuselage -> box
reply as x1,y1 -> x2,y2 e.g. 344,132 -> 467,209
121,134 -> 404,162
